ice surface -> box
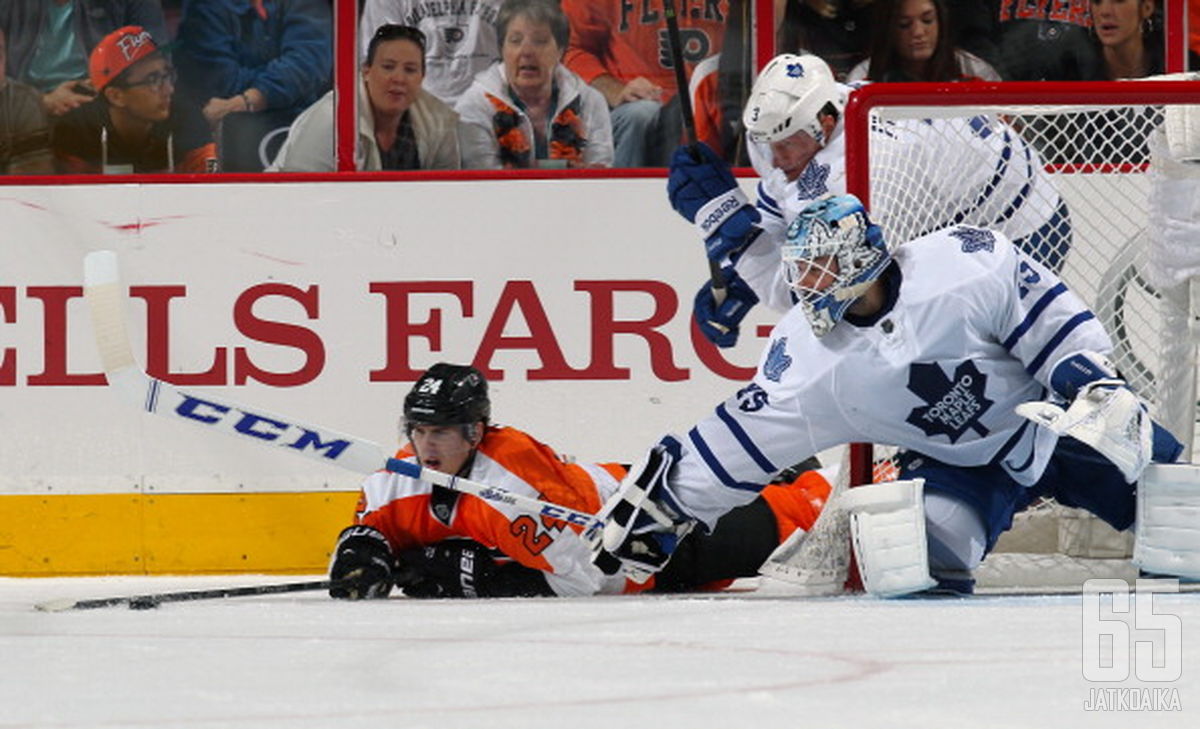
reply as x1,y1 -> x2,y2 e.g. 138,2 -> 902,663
2,575 -> 1197,728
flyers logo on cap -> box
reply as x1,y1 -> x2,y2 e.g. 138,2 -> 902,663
114,29 -> 153,62
89,25 -> 160,91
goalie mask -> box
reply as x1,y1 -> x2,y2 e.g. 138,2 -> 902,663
743,53 -> 845,145
781,195 -> 890,337
403,363 -> 491,439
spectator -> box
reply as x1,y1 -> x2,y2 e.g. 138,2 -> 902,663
994,0 -> 1099,80
688,0 -> 757,164
1084,0 -> 1161,80
359,0 -> 502,107
1029,1 -> 1161,166
561,0 -> 728,167
776,0 -> 874,81
326,362 -> 832,599
456,0 -> 612,169
846,0 -> 1002,81
0,1 -> 167,119
269,24 -> 460,171
944,0 -> 1003,73
173,0 -> 332,128
1,27 -> 53,173
51,25 -> 216,173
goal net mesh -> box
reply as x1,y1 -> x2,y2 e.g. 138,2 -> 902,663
845,82 -> 1199,589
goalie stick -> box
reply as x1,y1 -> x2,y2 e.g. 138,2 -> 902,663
82,250 -> 606,537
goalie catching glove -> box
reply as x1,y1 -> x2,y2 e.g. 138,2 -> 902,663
667,143 -> 761,261
1016,379 -> 1153,483
592,440 -> 697,582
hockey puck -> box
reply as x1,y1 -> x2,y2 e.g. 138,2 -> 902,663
127,597 -> 160,610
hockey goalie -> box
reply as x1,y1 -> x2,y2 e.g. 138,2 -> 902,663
593,192 -> 1197,597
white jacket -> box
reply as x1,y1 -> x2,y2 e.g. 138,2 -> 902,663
455,62 -> 613,169
268,76 -> 461,171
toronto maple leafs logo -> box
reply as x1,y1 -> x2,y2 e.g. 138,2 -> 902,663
949,226 -> 995,253
794,161 -> 831,200
736,382 -> 769,413
905,361 -> 993,442
786,62 -> 805,78
763,338 -> 792,383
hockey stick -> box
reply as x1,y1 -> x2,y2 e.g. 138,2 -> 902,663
82,251 -> 606,537
663,0 -> 727,307
35,577 -> 345,612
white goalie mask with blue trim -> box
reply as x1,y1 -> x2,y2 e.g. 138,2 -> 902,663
781,195 -> 890,337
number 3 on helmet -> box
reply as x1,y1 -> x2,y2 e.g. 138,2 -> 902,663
743,53 -> 845,145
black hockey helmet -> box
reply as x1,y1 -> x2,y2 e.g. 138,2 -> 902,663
403,363 -> 491,428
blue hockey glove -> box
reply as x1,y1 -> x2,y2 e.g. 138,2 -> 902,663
592,440 -> 697,583
667,143 -> 761,261
694,267 -> 759,348
328,525 -> 396,600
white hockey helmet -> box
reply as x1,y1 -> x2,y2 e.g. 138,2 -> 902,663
743,54 -> 843,145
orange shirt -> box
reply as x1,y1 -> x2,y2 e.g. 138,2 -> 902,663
561,0 -> 730,101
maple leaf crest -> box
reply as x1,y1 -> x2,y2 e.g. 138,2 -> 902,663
905,361 -> 993,442
794,161 -> 831,201
949,226 -> 995,254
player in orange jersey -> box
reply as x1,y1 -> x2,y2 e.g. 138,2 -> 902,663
328,362 -> 830,599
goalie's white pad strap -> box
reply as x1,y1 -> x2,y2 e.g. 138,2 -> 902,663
1133,463 -> 1200,580
1014,381 -> 1152,483
694,188 -> 750,238
841,479 -> 937,598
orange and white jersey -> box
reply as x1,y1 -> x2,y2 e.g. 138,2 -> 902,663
355,425 -> 628,596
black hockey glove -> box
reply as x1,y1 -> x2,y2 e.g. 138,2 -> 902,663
398,539 -> 554,598
328,525 -> 397,600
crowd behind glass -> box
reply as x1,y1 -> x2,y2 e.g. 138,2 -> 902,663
0,0 -> 1195,176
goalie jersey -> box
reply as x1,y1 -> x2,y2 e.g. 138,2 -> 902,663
739,93 -> 1068,313
667,225 -> 1113,529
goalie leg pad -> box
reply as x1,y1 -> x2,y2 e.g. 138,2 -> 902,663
841,479 -> 938,598
1133,463 -> 1200,580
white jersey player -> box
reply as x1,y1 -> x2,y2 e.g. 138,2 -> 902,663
667,53 -> 1071,344
594,195 -> 1184,595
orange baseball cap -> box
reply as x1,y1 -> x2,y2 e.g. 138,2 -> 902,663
89,25 -> 159,91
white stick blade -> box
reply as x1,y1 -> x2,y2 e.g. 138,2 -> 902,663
82,249 -> 137,374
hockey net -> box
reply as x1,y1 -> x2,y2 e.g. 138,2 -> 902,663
766,80 -> 1200,593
